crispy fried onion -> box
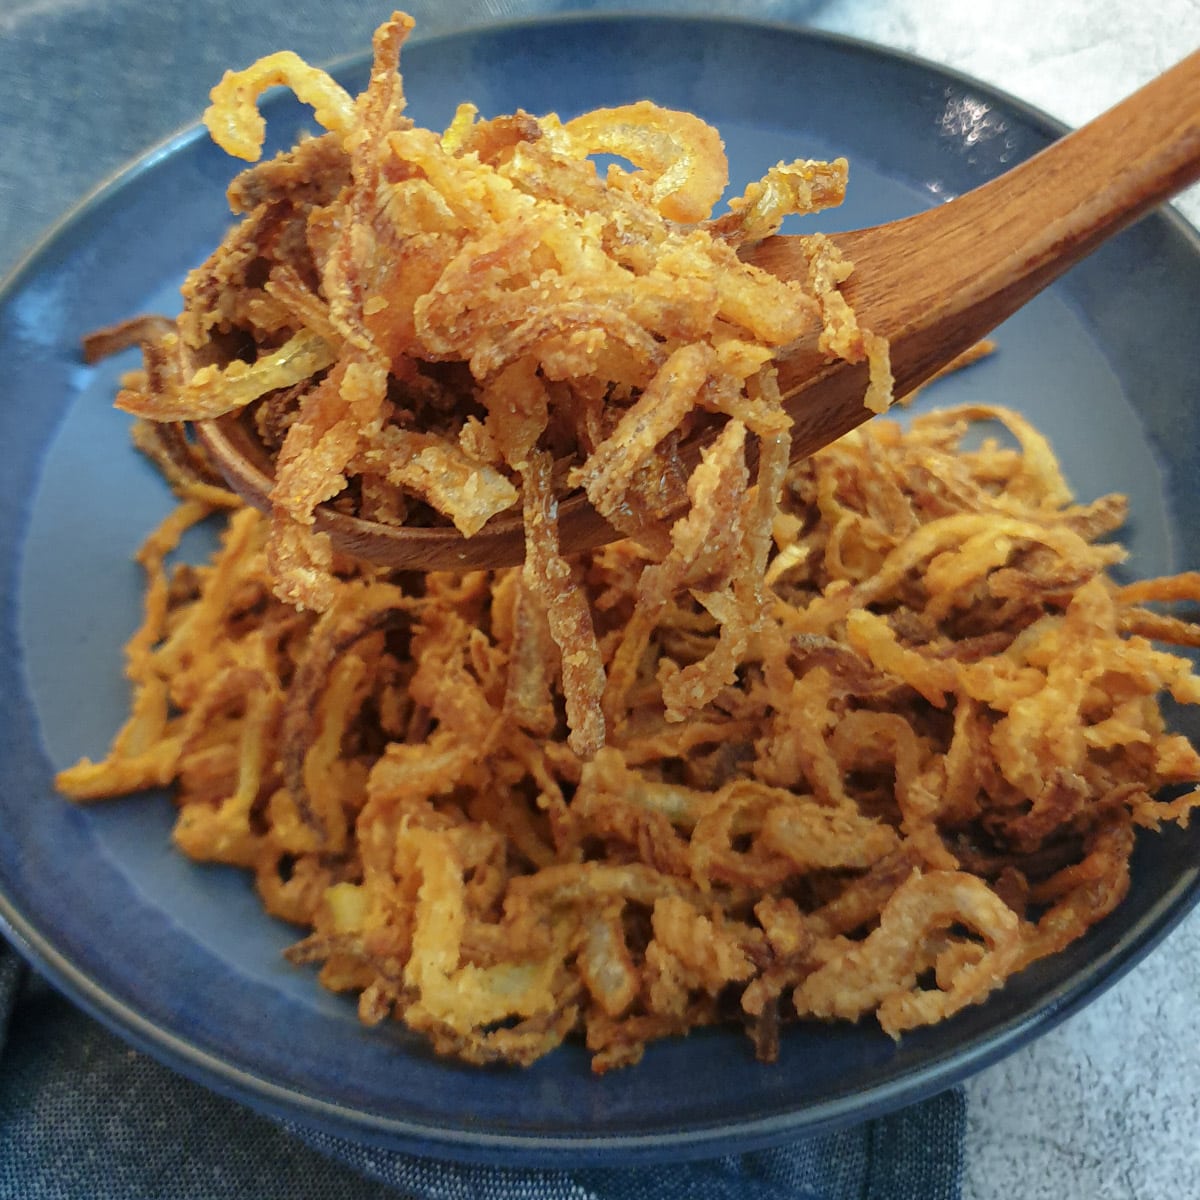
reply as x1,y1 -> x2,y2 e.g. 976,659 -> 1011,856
114,11 -> 885,695
60,402 -> 1200,1070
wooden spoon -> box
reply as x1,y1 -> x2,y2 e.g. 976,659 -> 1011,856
199,48 -> 1200,571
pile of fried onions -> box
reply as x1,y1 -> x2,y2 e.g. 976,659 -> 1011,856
60,394 -> 1200,1070
103,12 -> 892,759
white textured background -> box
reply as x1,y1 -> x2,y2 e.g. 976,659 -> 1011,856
3,3 -> 1198,1198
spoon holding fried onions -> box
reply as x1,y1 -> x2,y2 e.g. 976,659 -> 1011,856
120,18 -> 1199,579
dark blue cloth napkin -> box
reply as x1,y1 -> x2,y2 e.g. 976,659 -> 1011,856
0,943 -> 964,1199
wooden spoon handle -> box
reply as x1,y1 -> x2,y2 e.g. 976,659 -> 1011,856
836,46 -> 1200,333
751,47 -> 1200,463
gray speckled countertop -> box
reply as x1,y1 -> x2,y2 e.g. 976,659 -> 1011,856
3,2 -> 1198,1197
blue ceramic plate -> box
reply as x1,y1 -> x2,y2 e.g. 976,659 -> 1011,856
2,14 -> 1199,1166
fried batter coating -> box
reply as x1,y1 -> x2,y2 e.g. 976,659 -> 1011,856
60,402 -> 1200,1070
110,12 -> 878,747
